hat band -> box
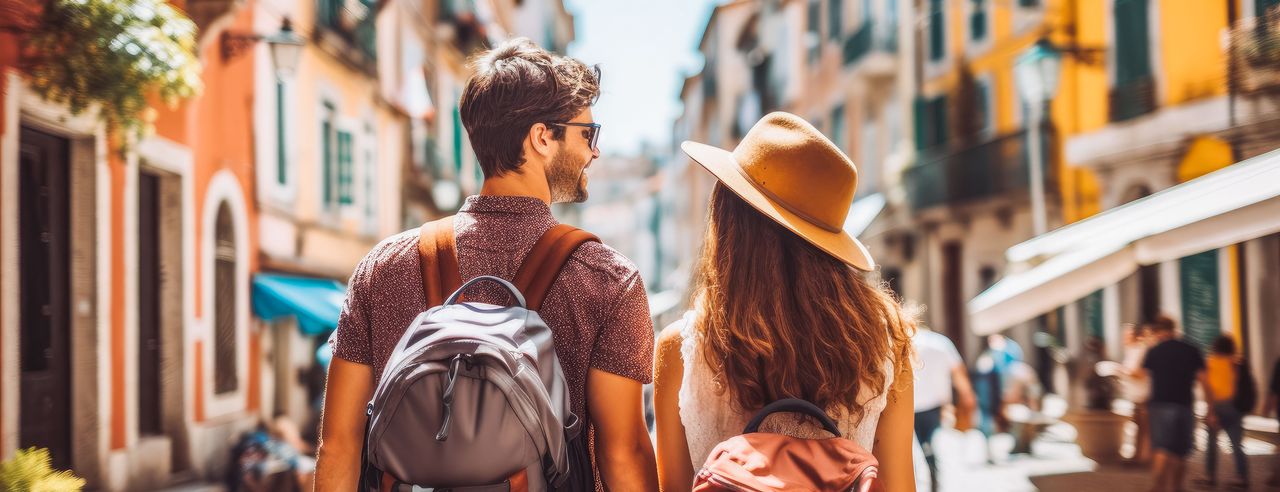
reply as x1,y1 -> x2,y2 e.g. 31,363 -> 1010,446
732,159 -> 843,234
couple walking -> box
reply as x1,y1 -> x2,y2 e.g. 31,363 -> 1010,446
314,39 -> 915,491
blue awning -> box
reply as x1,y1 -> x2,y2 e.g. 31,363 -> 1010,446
252,273 -> 347,336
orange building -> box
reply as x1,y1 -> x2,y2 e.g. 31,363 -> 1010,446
0,0 -> 262,488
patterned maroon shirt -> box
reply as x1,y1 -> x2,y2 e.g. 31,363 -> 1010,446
331,195 -> 655,421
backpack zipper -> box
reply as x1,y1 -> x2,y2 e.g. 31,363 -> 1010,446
435,354 -> 469,441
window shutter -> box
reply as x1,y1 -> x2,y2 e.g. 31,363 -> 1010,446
929,0 -> 945,61
1179,250 -> 1221,351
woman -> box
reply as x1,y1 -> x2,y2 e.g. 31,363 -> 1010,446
654,112 -> 916,492
1195,336 -> 1249,488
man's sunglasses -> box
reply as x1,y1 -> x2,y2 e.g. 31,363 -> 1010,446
548,122 -> 601,152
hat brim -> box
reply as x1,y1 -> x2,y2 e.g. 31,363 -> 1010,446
682,140 -> 876,271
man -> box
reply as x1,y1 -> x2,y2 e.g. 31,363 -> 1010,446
314,38 -> 659,491
912,327 -> 977,491
1141,315 -> 1207,492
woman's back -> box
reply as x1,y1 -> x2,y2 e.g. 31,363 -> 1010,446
671,312 -> 893,469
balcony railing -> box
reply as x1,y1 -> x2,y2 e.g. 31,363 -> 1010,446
903,125 -> 1056,212
317,0 -> 377,60
1108,75 -> 1156,122
1227,13 -> 1280,95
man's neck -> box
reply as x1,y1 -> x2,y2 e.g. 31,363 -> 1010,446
479,167 -> 552,203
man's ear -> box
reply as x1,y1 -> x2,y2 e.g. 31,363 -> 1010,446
527,122 -> 557,159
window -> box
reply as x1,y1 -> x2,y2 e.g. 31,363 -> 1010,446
1019,0 -> 1039,6
970,0 -> 988,42
1114,0 -> 1152,85
928,0 -> 945,61
830,105 -> 847,150
213,202 -> 237,395
829,0 -> 843,39
1111,0 -> 1154,121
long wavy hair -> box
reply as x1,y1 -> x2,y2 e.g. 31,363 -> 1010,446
692,184 -> 915,424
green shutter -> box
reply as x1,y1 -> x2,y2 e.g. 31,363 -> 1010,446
452,106 -> 464,176
971,0 -> 987,41
1114,0 -> 1151,85
276,81 -> 287,186
338,131 -> 353,205
322,119 -> 332,204
913,97 -> 927,150
1079,289 -> 1105,340
929,0 -> 945,61
1179,250 -> 1220,351
975,81 -> 989,133
932,96 -> 948,147
829,0 -> 843,39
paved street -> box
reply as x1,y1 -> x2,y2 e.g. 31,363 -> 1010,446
929,422 -> 1280,492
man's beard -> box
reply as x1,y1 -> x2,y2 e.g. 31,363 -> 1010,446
546,148 -> 589,204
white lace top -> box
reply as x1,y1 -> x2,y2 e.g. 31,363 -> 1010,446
674,311 -> 895,470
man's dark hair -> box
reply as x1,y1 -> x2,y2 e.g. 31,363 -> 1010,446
1212,335 -> 1236,355
460,38 -> 600,178
1148,314 -> 1176,333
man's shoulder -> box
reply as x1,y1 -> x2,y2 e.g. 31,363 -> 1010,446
566,237 -> 641,284
354,228 -> 422,276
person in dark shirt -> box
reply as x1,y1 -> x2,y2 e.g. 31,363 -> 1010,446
1140,315 -> 1207,492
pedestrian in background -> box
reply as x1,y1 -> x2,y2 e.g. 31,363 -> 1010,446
1140,315 -> 1206,492
1120,323 -> 1153,466
1194,335 -> 1250,489
913,326 -> 977,491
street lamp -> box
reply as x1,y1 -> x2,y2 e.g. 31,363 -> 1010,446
220,18 -> 305,77
264,18 -> 305,77
1014,39 -> 1061,237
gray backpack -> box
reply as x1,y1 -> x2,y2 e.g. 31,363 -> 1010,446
361,217 -> 598,492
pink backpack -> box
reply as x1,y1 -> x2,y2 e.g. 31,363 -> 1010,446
692,399 -> 884,492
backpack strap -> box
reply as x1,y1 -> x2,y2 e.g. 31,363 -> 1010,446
418,216 -> 462,307
513,224 -> 600,311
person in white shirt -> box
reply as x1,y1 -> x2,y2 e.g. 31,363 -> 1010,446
913,327 -> 977,491
1120,323 -> 1153,465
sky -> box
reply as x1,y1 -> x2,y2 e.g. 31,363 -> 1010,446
564,0 -> 720,157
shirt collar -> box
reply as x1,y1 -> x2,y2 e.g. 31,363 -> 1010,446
459,195 -> 554,218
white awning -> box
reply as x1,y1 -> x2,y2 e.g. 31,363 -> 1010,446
969,149 -> 1280,335
844,193 -> 886,238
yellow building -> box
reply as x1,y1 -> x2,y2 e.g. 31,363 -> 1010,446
967,0 -> 1280,391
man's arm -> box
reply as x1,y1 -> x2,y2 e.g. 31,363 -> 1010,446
588,368 -> 659,491
314,358 -> 374,491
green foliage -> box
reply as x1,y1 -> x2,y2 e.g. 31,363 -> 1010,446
0,448 -> 85,492
23,0 -> 202,140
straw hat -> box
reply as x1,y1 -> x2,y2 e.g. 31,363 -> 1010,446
681,111 -> 874,270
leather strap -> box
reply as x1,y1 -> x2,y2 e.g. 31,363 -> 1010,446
419,218 -> 598,311
418,216 -> 462,307
512,224 -> 599,311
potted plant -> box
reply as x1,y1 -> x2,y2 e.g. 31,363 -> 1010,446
1063,359 -> 1129,465
0,448 -> 85,491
